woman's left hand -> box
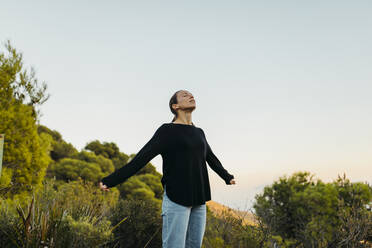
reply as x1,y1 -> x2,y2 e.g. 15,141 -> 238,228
229,178 -> 236,184
99,181 -> 110,191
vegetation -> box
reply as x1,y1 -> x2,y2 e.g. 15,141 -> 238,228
0,40 -> 51,202
1,40 -> 371,247
253,172 -> 372,247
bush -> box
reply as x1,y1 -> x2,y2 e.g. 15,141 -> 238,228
109,197 -> 163,248
0,178 -> 119,248
203,205 -> 260,248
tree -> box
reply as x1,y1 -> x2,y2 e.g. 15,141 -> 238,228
85,139 -> 162,175
38,125 -> 78,161
85,140 -> 129,169
331,174 -> 372,247
253,171 -> 372,247
117,176 -> 153,200
0,40 -> 49,118
48,150 -> 116,183
136,174 -> 163,199
0,40 -> 51,199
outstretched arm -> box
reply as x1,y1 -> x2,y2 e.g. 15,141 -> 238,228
100,124 -> 165,188
202,129 -> 234,185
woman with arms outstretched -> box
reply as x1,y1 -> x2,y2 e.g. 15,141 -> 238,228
99,89 -> 236,248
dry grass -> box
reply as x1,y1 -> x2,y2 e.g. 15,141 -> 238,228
206,200 -> 258,226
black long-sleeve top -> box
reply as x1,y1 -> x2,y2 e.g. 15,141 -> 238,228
100,122 -> 234,207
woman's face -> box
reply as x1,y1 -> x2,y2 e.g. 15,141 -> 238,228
174,90 -> 196,111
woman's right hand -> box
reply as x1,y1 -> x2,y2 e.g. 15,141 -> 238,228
99,182 -> 110,191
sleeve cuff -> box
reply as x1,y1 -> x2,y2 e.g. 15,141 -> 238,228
224,174 -> 234,185
101,177 -> 113,188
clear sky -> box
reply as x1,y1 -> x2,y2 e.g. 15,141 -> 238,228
1,1 -> 371,211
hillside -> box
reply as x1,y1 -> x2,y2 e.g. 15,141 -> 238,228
206,200 -> 258,226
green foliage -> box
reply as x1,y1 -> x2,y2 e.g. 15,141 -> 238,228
132,187 -> 155,199
113,174 -> 163,211
49,158 -> 104,183
203,206 -> 261,248
109,197 -> 163,248
0,103 -> 51,194
0,41 -> 51,197
58,215 -> 113,248
0,40 -> 49,112
37,125 -> 63,142
47,149 -> 115,183
51,141 -> 78,161
136,173 -> 163,198
0,178 -> 118,248
55,178 -> 119,220
203,237 -> 228,248
330,174 -> 372,247
72,150 -> 115,174
85,140 -> 121,159
0,167 -> 12,195
117,176 -> 153,197
253,171 -> 372,247
38,125 -> 78,161
85,140 -> 129,169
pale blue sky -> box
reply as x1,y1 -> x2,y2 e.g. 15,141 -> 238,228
1,0 -> 371,211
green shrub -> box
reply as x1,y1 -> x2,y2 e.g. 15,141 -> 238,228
109,197 -> 162,248
0,178 -> 119,248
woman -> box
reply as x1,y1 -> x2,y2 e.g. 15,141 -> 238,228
99,89 -> 236,248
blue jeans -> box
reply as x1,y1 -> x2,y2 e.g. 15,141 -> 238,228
162,187 -> 207,248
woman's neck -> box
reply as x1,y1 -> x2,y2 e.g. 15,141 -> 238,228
173,115 -> 193,125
